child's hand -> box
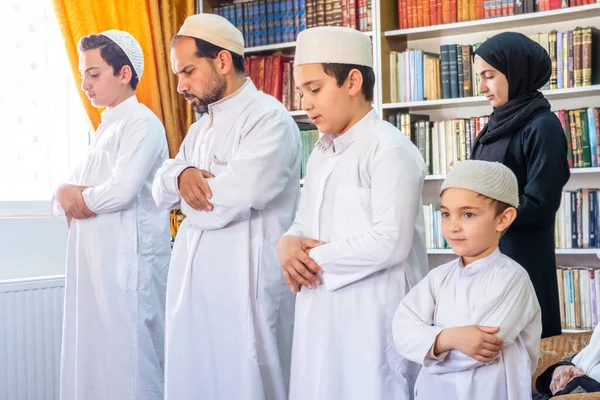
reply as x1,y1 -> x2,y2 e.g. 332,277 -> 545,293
435,325 -> 504,363
276,235 -> 324,292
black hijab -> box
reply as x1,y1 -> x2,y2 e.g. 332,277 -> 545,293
471,32 -> 552,163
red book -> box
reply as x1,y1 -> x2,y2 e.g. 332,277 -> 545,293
423,0 -> 431,25
429,0 -> 438,24
250,56 -> 266,92
450,0 -> 457,22
271,56 -> 283,101
264,56 -> 273,95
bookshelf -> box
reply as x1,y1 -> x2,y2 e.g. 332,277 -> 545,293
384,3 -> 600,40
383,84 -> 600,110
197,0 -> 600,330
427,249 -> 600,255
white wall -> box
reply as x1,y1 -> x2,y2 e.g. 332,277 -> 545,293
0,217 -> 67,281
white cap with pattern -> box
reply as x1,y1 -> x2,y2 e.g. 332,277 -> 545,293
100,30 -> 144,81
177,13 -> 244,56
294,27 -> 373,68
440,160 -> 520,208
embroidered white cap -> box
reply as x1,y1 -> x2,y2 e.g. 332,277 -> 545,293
294,27 -> 373,68
100,30 -> 144,81
441,160 -> 520,208
177,13 -> 244,56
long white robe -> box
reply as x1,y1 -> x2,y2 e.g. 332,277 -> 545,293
51,95 -> 171,400
393,248 -> 542,400
285,110 -> 429,400
152,79 -> 301,400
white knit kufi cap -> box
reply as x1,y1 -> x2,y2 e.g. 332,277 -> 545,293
294,27 -> 373,68
100,30 -> 144,81
177,13 -> 244,56
440,160 -> 520,208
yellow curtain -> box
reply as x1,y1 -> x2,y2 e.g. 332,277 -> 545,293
52,0 -> 196,157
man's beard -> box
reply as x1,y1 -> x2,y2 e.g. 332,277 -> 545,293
183,77 -> 226,115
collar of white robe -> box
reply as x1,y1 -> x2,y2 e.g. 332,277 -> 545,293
315,109 -> 377,154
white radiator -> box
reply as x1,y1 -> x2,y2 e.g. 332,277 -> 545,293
0,276 -> 65,400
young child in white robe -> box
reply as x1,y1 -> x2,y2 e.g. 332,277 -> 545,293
276,27 -> 429,400
393,160 -> 542,400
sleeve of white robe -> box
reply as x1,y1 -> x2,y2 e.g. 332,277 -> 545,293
151,133 -> 194,210
178,110 -> 299,231
284,151 -> 316,238
81,117 -> 166,214
309,144 -> 425,291
49,160 -> 85,216
392,267 -> 450,369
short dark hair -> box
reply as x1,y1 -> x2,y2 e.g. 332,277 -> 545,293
321,63 -> 375,102
172,35 -> 245,74
78,34 -> 139,90
476,194 -> 513,216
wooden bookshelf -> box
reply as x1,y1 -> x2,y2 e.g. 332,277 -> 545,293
383,84 -> 600,111
427,249 -> 600,255
244,41 -> 297,55
425,167 -> 600,181
244,31 -> 374,55
384,3 -> 600,40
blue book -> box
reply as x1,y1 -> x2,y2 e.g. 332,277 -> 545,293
274,1 -> 282,44
253,2 -> 260,47
557,32 -> 564,89
259,0 -> 267,46
279,0 -> 287,43
286,0 -> 294,42
266,0 -> 275,44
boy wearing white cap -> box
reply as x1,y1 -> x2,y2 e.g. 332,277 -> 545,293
393,160 -> 542,400
276,27 -> 428,400
152,13 -> 300,400
51,31 -> 170,400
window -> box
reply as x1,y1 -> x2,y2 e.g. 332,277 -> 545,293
0,1 -> 89,214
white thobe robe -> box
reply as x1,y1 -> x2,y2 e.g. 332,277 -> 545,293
152,79 -> 301,400
51,95 -> 171,400
393,248 -> 542,400
285,109 -> 429,400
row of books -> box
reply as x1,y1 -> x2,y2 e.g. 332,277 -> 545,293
214,0 -> 371,49
299,125 -> 320,178
540,27 -> 600,90
557,267 -> 600,330
389,27 -> 599,103
423,203 -> 449,250
214,1 -> 304,47
397,0 -> 599,31
387,113 -> 489,175
555,189 -> 600,250
388,105 -> 598,176
557,107 -> 600,169
244,55 -> 302,111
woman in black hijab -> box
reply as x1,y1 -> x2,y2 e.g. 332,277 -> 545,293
472,32 -> 570,339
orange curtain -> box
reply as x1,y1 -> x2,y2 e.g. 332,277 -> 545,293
52,0 -> 196,157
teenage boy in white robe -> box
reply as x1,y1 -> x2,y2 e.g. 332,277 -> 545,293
393,160 -> 542,400
276,26 -> 429,400
51,30 -> 170,400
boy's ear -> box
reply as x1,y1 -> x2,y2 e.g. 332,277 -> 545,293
347,68 -> 364,98
119,64 -> 133,86
496,207 -> 517,233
